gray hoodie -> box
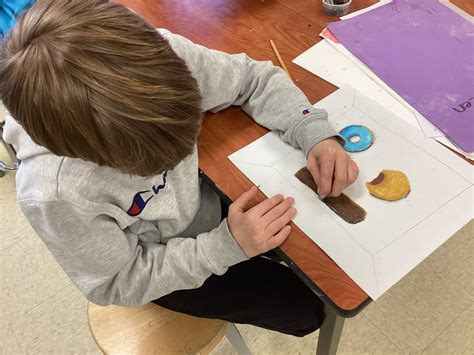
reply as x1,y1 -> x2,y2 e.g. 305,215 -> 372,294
3,29 -> 338,306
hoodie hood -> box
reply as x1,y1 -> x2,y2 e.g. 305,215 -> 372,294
3,115 -> 51,160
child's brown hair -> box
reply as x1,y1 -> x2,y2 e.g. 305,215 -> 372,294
0,0 -> 202,176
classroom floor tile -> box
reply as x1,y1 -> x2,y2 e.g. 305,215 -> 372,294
211,313 -> 401,355
427,220 -> 473,257
0,233 -> 72,322
210,322 -> 318,355
0,308 -> 23,355
337,314 -> 401,354
425,220 -> 474,297
0,150 -> 26,252
424,304 -> 474,354
363,260 -> 474,352
11,284 -> 101,354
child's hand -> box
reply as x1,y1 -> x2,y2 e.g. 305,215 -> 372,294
227,186 -> 296,258
307,138 -> 359,198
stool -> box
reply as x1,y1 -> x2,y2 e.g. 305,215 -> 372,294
88,302 -> 252,355
0,116 -> 20,178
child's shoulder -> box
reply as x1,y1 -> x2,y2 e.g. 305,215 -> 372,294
16,153 -> 137,227
4,116 -> 107,206
3,116 -> 62,202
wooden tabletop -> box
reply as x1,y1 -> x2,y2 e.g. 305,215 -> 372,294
115,0 -> 471,315
450,0 -> 474,16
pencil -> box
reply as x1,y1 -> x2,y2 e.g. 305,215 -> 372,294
269,39 -> 293,81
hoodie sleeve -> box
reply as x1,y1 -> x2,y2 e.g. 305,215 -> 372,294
19,199 -> 248,307
160,29 -> 340,156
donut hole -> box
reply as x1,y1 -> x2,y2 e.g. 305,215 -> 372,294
349,135 -> 361,144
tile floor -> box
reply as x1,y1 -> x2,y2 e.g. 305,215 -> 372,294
1,104 -> 473,354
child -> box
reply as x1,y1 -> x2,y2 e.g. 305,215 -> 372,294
0,0 -> 358,336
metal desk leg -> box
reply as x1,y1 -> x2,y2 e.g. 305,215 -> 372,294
316,305 -> 345,355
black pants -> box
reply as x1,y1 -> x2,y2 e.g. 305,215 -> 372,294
153,178 -> 325,337
154,257 -> 325,337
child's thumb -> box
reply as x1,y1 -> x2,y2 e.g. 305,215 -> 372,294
232,186 -> 258,212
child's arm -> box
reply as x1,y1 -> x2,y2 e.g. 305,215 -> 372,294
20,199 -> 249,307
161,29 -> 338,157
161,30 -> 357,198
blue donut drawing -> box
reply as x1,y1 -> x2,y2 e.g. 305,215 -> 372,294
339,125 -> 374,152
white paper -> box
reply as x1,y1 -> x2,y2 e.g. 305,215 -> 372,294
435,136 -> 474,160
229,86 -> 473,300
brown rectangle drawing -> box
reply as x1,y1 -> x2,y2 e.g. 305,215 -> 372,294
295,167 -> 366,224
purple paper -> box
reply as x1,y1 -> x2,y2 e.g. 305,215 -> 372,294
328,0 -> 474,152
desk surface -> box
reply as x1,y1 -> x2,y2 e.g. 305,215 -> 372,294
116,0 -> 472,315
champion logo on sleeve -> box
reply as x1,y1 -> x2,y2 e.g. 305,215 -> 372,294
302,109 -> 310,115
127,171 -> 168,216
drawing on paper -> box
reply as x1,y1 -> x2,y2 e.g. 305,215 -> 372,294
295,167 -> 367,224
228,86 -> 473,300
339,124 -> 374,152
366,170 -> 410,201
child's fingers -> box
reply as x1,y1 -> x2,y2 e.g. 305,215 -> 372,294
266,206 -> 297,236
262,197 -> 294,225
249,194 -> 284,216
329,151 -> 348,197
230,186 -> 258,212
307,159 -> 320,188
318,155 -> 336,198
265,225 -> 292,250
347,159 -> 359,185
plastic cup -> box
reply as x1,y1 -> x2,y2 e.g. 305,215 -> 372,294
322,0 -> 352,16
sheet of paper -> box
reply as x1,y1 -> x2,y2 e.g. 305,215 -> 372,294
319,29 -> 445,139
338,0 -> 473,139
229,86 -> 473,300
322,35 -> 474,160
293,38 -> 474,160
326,0 -> 472,143
328,0 -> 474,152
293,40 -> 422,130
435,136 -> 474,161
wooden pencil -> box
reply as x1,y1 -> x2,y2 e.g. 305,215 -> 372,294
269,39 -> 293,81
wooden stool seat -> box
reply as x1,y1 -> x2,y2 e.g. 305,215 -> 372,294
88,303 -> 228,354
